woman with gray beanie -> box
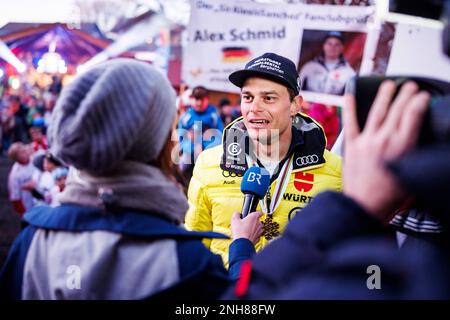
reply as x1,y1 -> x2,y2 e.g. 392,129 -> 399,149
0,59 -> 262,300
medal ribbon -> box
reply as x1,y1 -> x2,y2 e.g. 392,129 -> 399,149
247,154 -> 294,215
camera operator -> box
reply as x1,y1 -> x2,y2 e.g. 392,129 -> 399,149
224,79 -> 450,299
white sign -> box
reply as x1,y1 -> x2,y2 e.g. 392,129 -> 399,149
387,22 -> 450,82
183,0 -> 375,97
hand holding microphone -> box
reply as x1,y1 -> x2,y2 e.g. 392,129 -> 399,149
230,167 -> 270,245
231,211 -> 263,245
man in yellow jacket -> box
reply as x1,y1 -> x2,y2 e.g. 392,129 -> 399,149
185,52 -> 342,266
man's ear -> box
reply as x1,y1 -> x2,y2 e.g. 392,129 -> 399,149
290,95 -> 303,116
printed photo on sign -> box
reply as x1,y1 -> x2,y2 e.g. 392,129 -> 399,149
363,18 -> 450,82
385,22 -> 450,82
370,22 -> 397,76
297,29 -> 367,97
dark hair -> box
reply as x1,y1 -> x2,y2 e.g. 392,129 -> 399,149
219,98 -> 231,108
32,154 -> 45,171
191,86 -> 209,100
151,130 -> 188,194
287,87 -> 296,102
46,152 -> 63,166
29,126 -> 43,133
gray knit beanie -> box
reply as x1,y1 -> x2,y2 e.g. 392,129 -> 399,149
48,58 -> 176,175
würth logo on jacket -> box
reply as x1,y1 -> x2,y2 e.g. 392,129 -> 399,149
294,172 -> 314,192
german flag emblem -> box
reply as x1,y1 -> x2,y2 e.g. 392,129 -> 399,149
222,47 -> 251,63
294,172 -> 314,192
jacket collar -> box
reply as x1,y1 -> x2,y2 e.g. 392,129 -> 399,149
220,114 -> 327,175
316,54 -> 347,70
24,205 -> 228,240
59,162 -> 188,224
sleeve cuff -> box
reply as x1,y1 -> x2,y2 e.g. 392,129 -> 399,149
228,238 -> 256,280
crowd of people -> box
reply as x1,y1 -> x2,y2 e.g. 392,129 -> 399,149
1,71 -> 243,218
1,76 -> 69,219
0,29 -> 448,301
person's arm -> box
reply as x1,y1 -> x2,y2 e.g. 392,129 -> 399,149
228,211 -> 262,280
177,112 -> 188,131
222,191 -> 382,299
30,188 -> 45,201
224,80 -> 430,299
342,80 -> 429,221
8,170 -> 26,215
21,180 -> 36,191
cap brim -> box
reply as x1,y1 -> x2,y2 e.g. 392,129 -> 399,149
229,69 -> 297,94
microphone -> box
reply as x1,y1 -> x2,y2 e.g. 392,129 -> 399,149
240,166 -> 270,218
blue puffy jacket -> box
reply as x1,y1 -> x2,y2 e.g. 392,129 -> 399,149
178,105 -> 224,158
224,191 -> 450,299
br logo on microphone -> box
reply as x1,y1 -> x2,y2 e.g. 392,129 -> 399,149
241,167 -> 270,199
240,167 -> 270,219
247,172 -> 262,185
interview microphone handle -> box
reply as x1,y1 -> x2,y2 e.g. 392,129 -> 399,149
241,193 -> 259,219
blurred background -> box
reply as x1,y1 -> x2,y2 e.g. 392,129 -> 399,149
0,0 -> 447,265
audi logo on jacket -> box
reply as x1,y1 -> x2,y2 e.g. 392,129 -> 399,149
185,114 -> 343,267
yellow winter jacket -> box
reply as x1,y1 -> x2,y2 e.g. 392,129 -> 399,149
185,114 -> 342,267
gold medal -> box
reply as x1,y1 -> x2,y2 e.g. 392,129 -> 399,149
262,215 -> 280,241
246,155 -> 293,241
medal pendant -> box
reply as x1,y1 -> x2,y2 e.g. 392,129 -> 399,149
262,215 -> 280,241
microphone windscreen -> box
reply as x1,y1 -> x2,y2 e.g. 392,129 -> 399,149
240,166 -> 270,198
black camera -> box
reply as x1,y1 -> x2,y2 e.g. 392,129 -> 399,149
352,76 -> 450,145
